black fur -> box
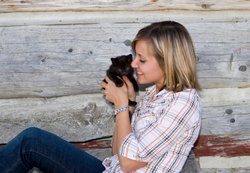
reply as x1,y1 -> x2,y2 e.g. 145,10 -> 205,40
104,54 -> 139,92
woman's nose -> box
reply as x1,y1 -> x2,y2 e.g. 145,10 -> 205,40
131,57 -> 137,68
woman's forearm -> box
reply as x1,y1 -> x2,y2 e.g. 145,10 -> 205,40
116,110 -> 132,150
112,126 -> 118,155
113,104 -> 135,155
115,110 -> 147,172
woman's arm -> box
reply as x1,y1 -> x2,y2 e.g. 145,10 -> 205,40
115,109 -> 147,172
112,103 -> 136,156
110,105 -> 147,172
102,75 -> 146,172
111,126 -> 117,155
112,106 -> 146,172
111,75 -> 137,156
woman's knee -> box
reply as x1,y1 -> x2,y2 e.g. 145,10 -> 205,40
20,127 -> 43,138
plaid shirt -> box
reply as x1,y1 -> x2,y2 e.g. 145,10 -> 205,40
103,85 -> 201,173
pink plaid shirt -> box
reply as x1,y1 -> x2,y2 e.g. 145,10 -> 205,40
103,85 -> 201,173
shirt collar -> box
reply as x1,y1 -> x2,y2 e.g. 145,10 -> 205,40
145,85 -> 169,98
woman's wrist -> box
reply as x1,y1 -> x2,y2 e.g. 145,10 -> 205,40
114,96 -> 128,109
113,105 -> 129,115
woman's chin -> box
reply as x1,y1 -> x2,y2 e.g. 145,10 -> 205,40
137,79 -> 150,85
137,79 -> 144,84
137,77 -> 153,86
137,80 -> 153,85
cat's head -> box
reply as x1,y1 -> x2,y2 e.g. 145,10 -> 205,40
110,54 -> 133,75
111,54 -> 133,65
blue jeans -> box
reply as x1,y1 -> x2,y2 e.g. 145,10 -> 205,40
0,127 -> 105,173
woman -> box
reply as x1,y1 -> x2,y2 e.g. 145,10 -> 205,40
101,21 -> 201,173
0,21 -> 201,173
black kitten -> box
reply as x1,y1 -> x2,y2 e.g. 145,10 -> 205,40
104,54 -> 139,93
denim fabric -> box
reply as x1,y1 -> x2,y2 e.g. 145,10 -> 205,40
0,127 -> 105,173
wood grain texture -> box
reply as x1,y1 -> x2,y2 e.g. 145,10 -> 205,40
0,0 -> 250,13
0,94 -> 114,143
0,14 -> 249,98
1,11 -> 250,27
0,88 -> 249,144
200,88 -> 250,136
194,135 -> 250,157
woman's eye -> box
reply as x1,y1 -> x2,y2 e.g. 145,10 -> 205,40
139,59 -> 146,63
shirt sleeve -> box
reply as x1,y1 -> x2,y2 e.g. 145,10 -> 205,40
119,90 -> 200,162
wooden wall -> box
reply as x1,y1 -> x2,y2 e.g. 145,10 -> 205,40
0,0 -> 250,172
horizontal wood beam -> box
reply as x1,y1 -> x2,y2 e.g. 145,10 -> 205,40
0,17 -> 249,98
199,156 -> 250,169
72,139 -> 112,149
0,11 -> 250,27
0,0 -> 250,13
0,88 -> 249,142
194,135 -> 250,157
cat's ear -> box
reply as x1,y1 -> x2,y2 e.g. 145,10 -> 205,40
111,58 -> 117,64
127,54 -> 133,62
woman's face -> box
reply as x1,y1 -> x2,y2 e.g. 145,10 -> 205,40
131,40 -> 165,91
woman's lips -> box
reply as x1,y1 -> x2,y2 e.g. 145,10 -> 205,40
136,72 -> 143,79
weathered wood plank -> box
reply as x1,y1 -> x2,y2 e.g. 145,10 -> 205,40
1,11 -> 250,27
200,88 -> 250,135
0,0 -> 250,13
0,94 -> 114,143
0,16 -> 249,98
199,156 -> 250,169
0,88 -> 249,147
194,135 -> 250,157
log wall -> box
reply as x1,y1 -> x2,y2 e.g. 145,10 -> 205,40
0,0 -> 250,172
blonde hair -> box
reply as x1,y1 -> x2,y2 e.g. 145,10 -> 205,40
131,21 -> 201,92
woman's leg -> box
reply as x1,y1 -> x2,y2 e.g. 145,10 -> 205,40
0,127 -> 105,173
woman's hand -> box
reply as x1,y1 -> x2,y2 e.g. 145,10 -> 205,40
122,76 -> 137,102
101,75 -> 128,108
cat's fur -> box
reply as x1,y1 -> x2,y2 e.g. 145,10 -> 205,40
104,54 -> 139,92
